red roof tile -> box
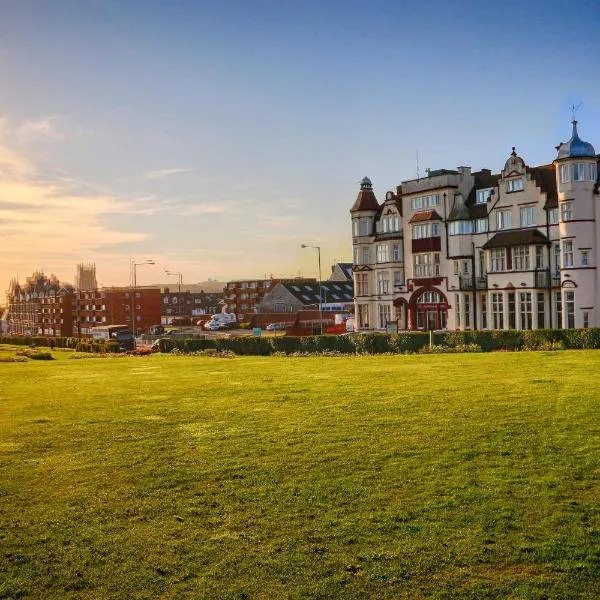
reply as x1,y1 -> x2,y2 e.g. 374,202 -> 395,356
409,210 -> 442,223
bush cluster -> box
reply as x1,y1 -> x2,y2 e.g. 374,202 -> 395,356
0,336 -> 79,348
156,327 -> 600,356
74,340 -> 121,354
15,348 -> 54,360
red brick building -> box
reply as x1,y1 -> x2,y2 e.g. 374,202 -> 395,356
75,287 -> 161,336
6,272 -> 74,337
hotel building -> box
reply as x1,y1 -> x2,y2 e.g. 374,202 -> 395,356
351,120 -> 599,331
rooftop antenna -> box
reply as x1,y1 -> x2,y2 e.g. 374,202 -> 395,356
571,102 -> 582,122
416,150 -> 420,180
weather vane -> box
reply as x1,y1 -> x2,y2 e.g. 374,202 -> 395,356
571,102 -> 582,122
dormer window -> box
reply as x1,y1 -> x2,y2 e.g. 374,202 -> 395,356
476,188 -> 493,204
506,178 -> 524,193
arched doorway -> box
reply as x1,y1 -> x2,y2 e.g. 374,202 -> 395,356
408,287 -> 449,331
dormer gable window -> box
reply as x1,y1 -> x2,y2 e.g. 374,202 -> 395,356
506,178 -> 524,193
476,188 -> 493,204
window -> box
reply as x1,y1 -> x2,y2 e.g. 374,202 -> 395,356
449,220 -> 474,235
490,248 -> 506,272
513,246 -> 530,270
553,244 -> 561,275
412,223 -> 441,238
393,271 -> 404,287
413,253 -> 441,277
537,292 -> 545,329
572,163 -> 585,181
352,220 -> 359,236
380,214 -> 399,233
479,250 -> 486,278
535,246 -> 544,269
589,163 -> 597,182
519,292 -> 532,329
462,260 -> 470,275
496,210 -> 512,230
362,247 -> 370,265
492,293 -> 503,329
476,188 -> 493,204
560,202 -> 573,221
507,178 -> 524,193
562,241 -> 573,267
480,293 -> 487,329
464,294 -> 470,328
376,271 -> 389,294
581,250 -> 589,267
392,243 -> 402,262
378,304 -> 391,329
554,291 -> 562,329
476,218 -> 488,233
356,273 -> 369,295
520,206 -> 535,227
453,261 -> 459,275
508,292 -> 516,329
565,291 -> 575,329
353,247 -> 358,265
357,304 -> 369,328
583,311 -> 590,328
376,244 -> 389,263
360,219 -> 370,236
411,193 -> 440,210
560,164 -> 570,183
548,208 -> 558,224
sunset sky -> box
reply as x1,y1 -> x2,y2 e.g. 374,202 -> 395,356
1,0 -> 599,293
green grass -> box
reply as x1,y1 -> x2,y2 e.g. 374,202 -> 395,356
1,350 -> 599,599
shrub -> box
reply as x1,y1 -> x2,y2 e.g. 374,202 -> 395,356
15,348 -> 54,360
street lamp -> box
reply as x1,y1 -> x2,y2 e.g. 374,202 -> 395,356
131,259 -> 155,338
165,270 -> 183,316
301,244 -> 323,335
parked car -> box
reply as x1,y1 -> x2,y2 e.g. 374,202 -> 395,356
266,322 -> 287,331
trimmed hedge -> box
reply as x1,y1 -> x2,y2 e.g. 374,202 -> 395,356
0,335 -> 79,348
156,328 -> 600,356
0,336 -> 121,353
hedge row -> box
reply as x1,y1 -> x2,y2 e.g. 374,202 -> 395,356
0,336 -> 121,353
157,328 -> 600,356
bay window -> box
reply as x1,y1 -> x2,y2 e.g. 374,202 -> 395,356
560,202 -> 573,221
413,253 -> 440,277
376,271 -> 390,294
562,241 -> 573,268
376,244 -> 390,263
490,248 -> 506,272
356,273 -> 369,295
513,246 -> 530,270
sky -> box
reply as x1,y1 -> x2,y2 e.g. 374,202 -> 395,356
1,0 -> 600,292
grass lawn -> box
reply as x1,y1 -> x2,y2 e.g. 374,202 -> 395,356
0,349 -> 599,599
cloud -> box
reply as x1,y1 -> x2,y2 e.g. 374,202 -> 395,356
0,132 -> 154,289
143,167 -> 195,180
17,117 -> 64,141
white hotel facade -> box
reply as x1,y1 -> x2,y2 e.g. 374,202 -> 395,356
351,120 -> 599,331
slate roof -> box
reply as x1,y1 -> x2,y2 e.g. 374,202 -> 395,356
282,281 -> 354,305
482,229 -> 549,249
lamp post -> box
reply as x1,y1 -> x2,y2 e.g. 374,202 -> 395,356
301,244 -> 323,334
131,259 -> 155,338
165,270 -> 183,316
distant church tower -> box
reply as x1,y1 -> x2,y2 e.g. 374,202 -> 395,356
75,263 -> 98,291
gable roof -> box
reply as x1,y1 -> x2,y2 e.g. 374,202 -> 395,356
482,229 -> 549,249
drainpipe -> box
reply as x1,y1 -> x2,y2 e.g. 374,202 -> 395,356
443,193 -> 449,257
545,205 -> 552,329
471,241 -> 477,330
